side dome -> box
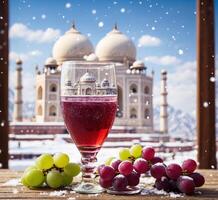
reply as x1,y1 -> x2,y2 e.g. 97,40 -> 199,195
95,26 -> 136,64
52,25 -> 94,65
45,57 -> 57,66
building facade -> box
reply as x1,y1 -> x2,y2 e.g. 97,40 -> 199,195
33,25 -> 157,132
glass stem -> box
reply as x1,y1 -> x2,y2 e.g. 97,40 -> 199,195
81,156 -> 97,184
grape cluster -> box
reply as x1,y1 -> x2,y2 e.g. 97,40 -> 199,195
153,159 -> 205,195
21,153 -> 81,189
98,144 -> 205,195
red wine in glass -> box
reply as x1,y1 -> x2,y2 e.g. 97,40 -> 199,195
61,96 -> 117,156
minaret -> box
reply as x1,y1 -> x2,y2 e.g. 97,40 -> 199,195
160,70 -> 168,133
13,58 -> 23,122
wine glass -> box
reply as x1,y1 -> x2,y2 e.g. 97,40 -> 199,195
60,61 -> 117,194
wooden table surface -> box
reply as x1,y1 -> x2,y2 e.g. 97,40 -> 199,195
0,170 -> 218,200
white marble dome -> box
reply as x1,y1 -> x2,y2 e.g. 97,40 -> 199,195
45,57 -> 57,66
130,60 -> 146,69
95,26 -> 136,63
52,25 -> 94,65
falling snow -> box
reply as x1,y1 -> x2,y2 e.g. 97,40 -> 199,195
41,14 -> 46,19
178,49 -> 184,55
210,77 -> 216,82
65,3 -> 71,9
151,26 -> 155,31
98,21 -> 104,28
92,9 -> 97,14
120,8 -> 126,13
203,102 -> 209,108
32,16 -> 36,20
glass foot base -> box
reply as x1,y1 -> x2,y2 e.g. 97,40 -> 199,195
106,186 -> 142,195
73,182 -> 105,194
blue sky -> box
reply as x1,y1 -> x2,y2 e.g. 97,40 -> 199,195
9,0 -> 218,115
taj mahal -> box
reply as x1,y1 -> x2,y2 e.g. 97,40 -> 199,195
12,24 -> 168,134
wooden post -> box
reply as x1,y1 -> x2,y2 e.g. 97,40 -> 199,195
197,0 -> 217,169
0,0 -> 9,169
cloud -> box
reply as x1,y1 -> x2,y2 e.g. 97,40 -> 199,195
138,35 -> 161,47
9,50 -> 42,62
144,55 -> 181,66
10,23 -> 61,43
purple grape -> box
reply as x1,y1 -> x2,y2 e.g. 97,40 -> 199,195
169,179 -> 180,193
112,174 -> 128,191
155,176 -> 171,192
142,147 -> 155,161
97,164 -> 105,174
189,172 -> 205,187
182,159 -> 197,174
155,179 -> 163,190
133,158 -> 149,174
99,178 -> 112,188
150,163 -> 166,179
111,159 -> 122,171
126,171 -> 140,186
151,156 -> 163,165
166,163 -> 182,180
99,166 -> 115,181
177,176 -> 195,195
118,161 -> 133,176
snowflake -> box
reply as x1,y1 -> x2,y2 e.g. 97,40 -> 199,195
41,14 -> 46,19
151,26 -> 155,30
210,77 -> 216,82
92,9 -> 97,14
98,21 -> 104,28
32,16 -> 36,20
178,49 -> 184,55
87,33 -> 91,37
165,11 -> 169,15
203,102 -> 209,108
65,3 -> 71,9
120,8 -> 125,13
181,25 -> 185,28
113,1 -> 118,5
172,35 -> 176,41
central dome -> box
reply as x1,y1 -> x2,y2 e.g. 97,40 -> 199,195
52,25 -> 94,65
95,26 -> 136,63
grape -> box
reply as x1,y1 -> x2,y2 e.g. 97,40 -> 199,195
142,147 -> 155,161
61,172 -> 73,186
112,174 -> 128,191
99,166 -> 115,181
119,148 -> 131,161
46,171 -> 63,189
133,158 -> 149,174
53,153 -> 69,168
24,166 -> 37,174
130,144 -> 142,158
126,171 -> 140,186
169,179 -> 180,192
177,176 -> 195,195
118,160 -> 133,176
21,175 -> 29,187
166,163 -> 182,180
182,159 -> 197,174
25,169 -> 45,187
155,176 -> 171,192
189,172 -> 205,187
111,159 -> 121,171
35,153 -> 54,170
64,163 -> 81,177
99,178 -> 112,188
151,156 -> 163,164
150,163 -> 166,179
105,157 -> 115,165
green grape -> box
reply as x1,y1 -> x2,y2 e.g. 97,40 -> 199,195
130,144 -> 142,158
24,166 -> 37,174
46,171 -> 63,189
119,148 -> 131,161
24,169 -> 44,187
64,163 -> 81,177
53,153 -> 69,168
35,153 -> 54,170
105,157 -> 115,166
61,172 -> 73,186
